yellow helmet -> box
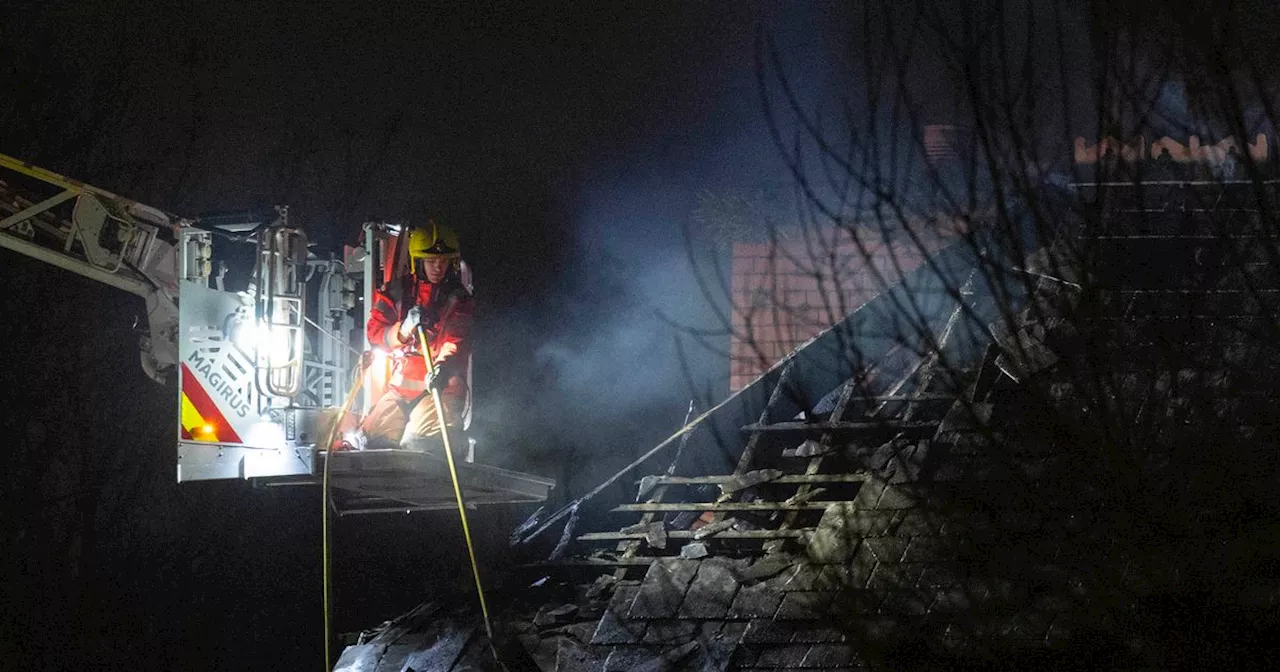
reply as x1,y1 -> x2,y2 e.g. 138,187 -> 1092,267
408,220 -> 461,262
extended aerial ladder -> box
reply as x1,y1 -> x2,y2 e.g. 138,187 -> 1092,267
0,154 -> 191,382
0,152 -> 553,513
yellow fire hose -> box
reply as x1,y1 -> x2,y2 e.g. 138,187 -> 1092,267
321,363 -> 366,669
320,331 -> 498,671
416,325 -> 499,648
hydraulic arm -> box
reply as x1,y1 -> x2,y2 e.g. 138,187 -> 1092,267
0,152 -> 205,382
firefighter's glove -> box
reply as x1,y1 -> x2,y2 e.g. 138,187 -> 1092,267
398,306 -> 422,340
418,304 -> 441,332
424,366 -> 446,391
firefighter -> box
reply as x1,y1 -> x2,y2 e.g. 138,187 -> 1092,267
350,220 -> 473,451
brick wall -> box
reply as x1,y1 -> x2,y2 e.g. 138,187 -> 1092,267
729,226 -> 961,391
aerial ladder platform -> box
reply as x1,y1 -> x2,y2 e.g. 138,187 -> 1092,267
0,152 -> 554,515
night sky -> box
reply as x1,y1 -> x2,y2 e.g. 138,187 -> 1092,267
0,3 -> 853,669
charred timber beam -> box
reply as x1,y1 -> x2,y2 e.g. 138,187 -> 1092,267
741,420 -> 939,434
576,529 -> 808,542
848,394 -> 958,401
528,558 -> 656,568
645,474 -> 869,486
612,502 -> 830,512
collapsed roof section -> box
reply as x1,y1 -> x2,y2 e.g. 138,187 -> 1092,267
333,173 -> 1280,670
506,179 -> 1280,670
509,242 -> 1010,668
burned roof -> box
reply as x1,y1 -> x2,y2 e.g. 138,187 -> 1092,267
338,178 -> 1280,670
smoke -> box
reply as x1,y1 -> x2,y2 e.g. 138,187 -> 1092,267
469,5 -> 855,489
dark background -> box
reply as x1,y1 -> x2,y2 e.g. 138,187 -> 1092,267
0,3 -> 851,669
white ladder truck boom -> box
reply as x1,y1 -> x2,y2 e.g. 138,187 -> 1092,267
0,152 -> 553,513
0,152 -> 194,383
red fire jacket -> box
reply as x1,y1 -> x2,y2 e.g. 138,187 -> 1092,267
367,274 -> 474,397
